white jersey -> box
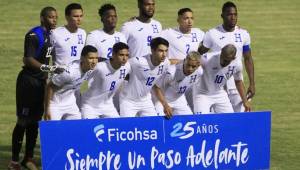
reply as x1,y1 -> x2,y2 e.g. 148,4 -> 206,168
193,52 -> 243,95
120,54 -> 169,101
50,26 -> 86,65
202,25 -> 250,90
50,60 -> 91,108
81,60 -> 131,108
86,29 -> 126,59
120,18 -> 162,58
161,27 -> 204,60
202,25 -> 251,61
156,62 -> 203,102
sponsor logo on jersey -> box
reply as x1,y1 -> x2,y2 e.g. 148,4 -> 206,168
219,36 -> 225,40
106,73 -> 113,76
177,35 -> 183,39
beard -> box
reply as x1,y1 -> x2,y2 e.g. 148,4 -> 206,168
141,10 -> 154,18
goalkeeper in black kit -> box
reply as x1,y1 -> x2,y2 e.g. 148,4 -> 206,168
8,6 -> 64,170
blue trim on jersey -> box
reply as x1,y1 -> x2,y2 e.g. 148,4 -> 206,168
30,26 -> 46,58
243,45 -> 251,53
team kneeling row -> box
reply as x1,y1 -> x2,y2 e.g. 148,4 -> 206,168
44,37 -> 251,120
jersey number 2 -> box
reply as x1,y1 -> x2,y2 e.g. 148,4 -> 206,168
107,48 -> 112,59
147,36 -> 152,46
186,44 -> 190,54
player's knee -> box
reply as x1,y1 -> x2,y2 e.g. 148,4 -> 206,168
17,117 -> 32,127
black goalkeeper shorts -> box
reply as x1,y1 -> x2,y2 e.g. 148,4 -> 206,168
16,69 -> 46,119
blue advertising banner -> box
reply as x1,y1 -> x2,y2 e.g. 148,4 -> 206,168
39,111 -> 271,170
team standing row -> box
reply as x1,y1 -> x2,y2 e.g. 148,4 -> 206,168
9,0 -> 255,169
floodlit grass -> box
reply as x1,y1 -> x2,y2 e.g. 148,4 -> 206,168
0,0 -> 299,169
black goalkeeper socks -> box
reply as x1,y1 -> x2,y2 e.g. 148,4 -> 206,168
11,123 -> 25,161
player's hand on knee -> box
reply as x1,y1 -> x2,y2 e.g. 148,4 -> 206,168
243,101 -> 251,112
163,104 -> 173,119
246,85 -> 255,100
44,112 -> 51,121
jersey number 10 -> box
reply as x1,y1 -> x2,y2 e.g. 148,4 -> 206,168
214,75 -> 224,84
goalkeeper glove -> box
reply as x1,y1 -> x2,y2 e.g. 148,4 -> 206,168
40,64 -> 65,74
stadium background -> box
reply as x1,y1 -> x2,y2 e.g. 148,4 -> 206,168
0,0 -> 299,169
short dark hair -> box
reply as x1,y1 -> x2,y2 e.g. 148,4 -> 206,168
113,42 -> 129,54
40,6 -> 56,18
222,1 -> 237,13
65,3 -> 83,16
221,44 -> 237,59
150,37 -> 169,50
178,8 -> 193,16
137,0 -> 144,6
81,45 -> 97,59
98,4 -> 116,18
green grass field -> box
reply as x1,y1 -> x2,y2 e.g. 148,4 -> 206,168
1,0 -> 300,169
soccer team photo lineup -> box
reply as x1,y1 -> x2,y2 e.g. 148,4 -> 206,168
7,0 -> 260,169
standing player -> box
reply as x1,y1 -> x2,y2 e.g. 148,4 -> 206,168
51,3 -> 86,66
50,3 -> 86,107
8,7 -> 58,170
121,0 -> 162,58
44,45 -> 98,120
198,1 -> 255,112
120,37 -> 169,117
86,4 -> 127,110
161,8 -> 204,64
81,42 -> 130,118
160,7 -> 204,110
193,44 -> 251,114
86,3 -> 126,61
153,51 -> 203,118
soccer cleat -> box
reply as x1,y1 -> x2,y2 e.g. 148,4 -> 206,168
7,161 -> 21,170
21,158 -> 38,170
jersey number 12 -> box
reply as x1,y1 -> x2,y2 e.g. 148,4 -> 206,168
146,77 -> 155,86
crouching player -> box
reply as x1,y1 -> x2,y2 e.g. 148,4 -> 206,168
153,51 -> 203,118
81,42 -> 130,118
193,44 -> 251,114
44,45 -> 98,120
120,37 -> 170,117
